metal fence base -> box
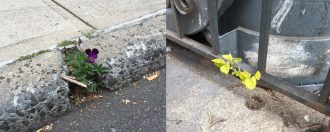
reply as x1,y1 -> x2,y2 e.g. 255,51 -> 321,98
166,30 -> 330,116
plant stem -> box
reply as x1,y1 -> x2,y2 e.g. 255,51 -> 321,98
245,87 -> 252,108
234,61 -> 241,72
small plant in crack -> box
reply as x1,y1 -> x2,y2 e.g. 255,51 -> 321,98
212,53 -> 262,109
80,30 -> 95,39
16,49 -> 51,62
58,40 -> 77,47
64,48 -> 110,94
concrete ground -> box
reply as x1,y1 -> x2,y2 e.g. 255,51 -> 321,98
0,0 -> 164,66
42,69 -> 165,132
166,41 -> 330,132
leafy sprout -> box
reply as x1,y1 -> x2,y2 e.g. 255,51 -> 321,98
64,49 -> 110,93
212,53 -> 261,91
58,40 -> 77,47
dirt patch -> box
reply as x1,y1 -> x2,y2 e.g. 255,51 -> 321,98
223,84 -> 330,130
246,96 -> 265,110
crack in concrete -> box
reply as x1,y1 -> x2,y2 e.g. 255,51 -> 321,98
49,0 -> 97,30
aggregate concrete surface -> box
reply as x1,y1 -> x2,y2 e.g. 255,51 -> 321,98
49,69 -> 165,132
79,14 -> 165,91
166,42 -> 330,132
0,51 -> 70,131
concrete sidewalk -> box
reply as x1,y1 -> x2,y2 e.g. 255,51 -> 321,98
0,0 -> 164,66
166,42 -> 330,132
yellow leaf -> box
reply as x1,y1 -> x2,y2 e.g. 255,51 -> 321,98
239,70 -> 251,80
231,70 -> 240,76
255,71 -> 261,80
212,59 -> 226,68
222,53 -> 233,61
234,58 -> 242,62
220,63 -> 230,75
244,77 -> 257,90
212,58 -> 225,64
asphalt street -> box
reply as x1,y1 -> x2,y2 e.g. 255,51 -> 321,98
49,69 -> 166,132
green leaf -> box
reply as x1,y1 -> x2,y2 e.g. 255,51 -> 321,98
255,71 -> 261,80
87,70 -> 95,76
81,79 -> 89,85
243,77 -> 257,91
222,53 -> 233,61
220,63 -> 231,75
231,70 -> 240,76
76,74 -> 87,81
87,83 -> 97,93
87,85 -> 94,92
234,58 -> 242,62
212,58 -> 226,68
212,59 -> 226,65
239,70 -> 251,80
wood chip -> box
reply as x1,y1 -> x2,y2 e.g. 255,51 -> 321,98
61,75 -> 87,88
122,99 -> 131,105
36,123 -> 53,132
144,71 -> 160,81
207,113 -> 226,128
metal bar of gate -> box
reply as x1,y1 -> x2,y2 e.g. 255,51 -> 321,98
207,0 -> 221,54
171,0 -> 184,38
319,69 -> 330,104
257,0 -> 273,73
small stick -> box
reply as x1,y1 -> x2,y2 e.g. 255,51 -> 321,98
61,75 -> 87,88
209,118 -> 226,128
66,76 -> 76,79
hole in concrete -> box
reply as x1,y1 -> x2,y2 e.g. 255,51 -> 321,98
245,96 -> 265,110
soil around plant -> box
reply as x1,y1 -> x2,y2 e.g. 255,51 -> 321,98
246,96 -> 265,110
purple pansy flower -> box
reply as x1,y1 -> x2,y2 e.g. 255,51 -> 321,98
85,48 -> 99,63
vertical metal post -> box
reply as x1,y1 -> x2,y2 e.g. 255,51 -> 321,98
171,0 -> 184,38
319,69 -> 330,104
207,0 -> 221,54
257,0 -> 273,73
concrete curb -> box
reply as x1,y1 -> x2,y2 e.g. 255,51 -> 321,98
0,11 -> 165,131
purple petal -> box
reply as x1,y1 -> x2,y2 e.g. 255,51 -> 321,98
92,48 -> 99,55
91,54 -> 97,59
87,60 -> 95,63
85,49 -> 92,55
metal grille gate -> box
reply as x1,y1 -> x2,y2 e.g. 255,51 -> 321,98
166,0 -> 330,116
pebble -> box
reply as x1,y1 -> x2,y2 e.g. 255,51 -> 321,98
166,46 -> 171,52
304,115 -> 310,122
